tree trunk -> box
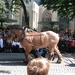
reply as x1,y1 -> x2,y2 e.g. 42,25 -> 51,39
20,0 -> 29,27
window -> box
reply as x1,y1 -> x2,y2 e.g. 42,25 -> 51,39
42,11 -> 51,22
59,17 -> 69,29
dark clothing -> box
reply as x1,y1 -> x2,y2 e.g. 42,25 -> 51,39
58,39 -> 65,53
30,49 -> 38,58
11,45 -> 19,53
39,48 -> 47,57
64,40 -> 70,53
4,42 -> 12,52
73,35 -> 75,40
69,41 -> 75,53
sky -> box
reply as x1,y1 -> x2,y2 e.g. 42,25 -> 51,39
34,0 -> 40,4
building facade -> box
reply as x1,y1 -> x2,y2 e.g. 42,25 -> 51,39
2,0 -> 75,31
15,0 -> 59,31
16,0 -> 75,31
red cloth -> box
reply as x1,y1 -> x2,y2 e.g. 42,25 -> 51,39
70,41 -> 75,47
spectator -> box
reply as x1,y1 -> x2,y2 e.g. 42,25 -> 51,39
11,39 -> 19,53
73,31 -> 75,40
4,42 -> 12,53
0,35 -> 3,52
17,42 -> 24,53
33,28 -> 37,31
64,38 -> 70,53
0,28 -> 3,36
39,48 -> 47,57
27,57 -> 50,75
58,37 -> 65,53
69,39 -> 75,53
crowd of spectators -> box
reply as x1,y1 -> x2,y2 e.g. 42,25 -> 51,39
58,29 -> 75,53
0,27 -> 25,53
0,27 -> 75,54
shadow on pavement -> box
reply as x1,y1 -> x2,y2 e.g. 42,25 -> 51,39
66,64 -> 75,67
0,61 -> 27,66
0,70 -> 10,74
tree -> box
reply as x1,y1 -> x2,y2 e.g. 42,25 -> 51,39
0,0 -> 9,17
10,0 -> 31,27
39,0 -> 75,20
20,0 -> 30,27
9,0 -> 31,27
0,0 -> 31,27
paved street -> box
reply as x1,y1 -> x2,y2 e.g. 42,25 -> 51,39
0,53 -> 75,75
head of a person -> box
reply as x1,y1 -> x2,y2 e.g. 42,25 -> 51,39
0,35 -> 2,38
27,57 -> 50,75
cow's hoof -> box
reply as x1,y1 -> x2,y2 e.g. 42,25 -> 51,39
57,59 -> 62,63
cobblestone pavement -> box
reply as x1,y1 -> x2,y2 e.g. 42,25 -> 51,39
0,53 -> 75,75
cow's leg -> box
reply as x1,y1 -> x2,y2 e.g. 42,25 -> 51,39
27,53 -> 33,61
23,46 -> 33,63
23,53 -> 28,63
23,52 -> 33,63
54,47 -> 62,63
30,49 -> 38,58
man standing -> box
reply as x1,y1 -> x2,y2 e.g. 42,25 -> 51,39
0,35 -> 3,52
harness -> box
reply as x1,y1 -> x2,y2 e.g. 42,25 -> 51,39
18,31 -> 25,42
7,27 -> 43,49
15,31 -> 25,42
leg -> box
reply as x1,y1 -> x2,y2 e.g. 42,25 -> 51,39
23,53 -> 33,64
48,47 -> 55,61
48,51 -> 54,61
30,49 -> 38,58
54,47 -> 62,63
22,44 -> 35,64
23,47 -> 33,63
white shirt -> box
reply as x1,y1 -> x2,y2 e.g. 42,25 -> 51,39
12,41 -> 22,48
0,38 -> 3,48
17,42 -> 22,48
12,41 -> 18,46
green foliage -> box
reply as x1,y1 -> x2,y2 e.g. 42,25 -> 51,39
41,24 -> 60,31
42,24 -> 51,30
39,0 -> 75,20
10,0 -> 22,13
53,25 -> 59,30
10,0 -> 31,13
0,0 -> 31,28
0,22 -> 10,28
0,0 -> 9,18
2,23 -> 9,28
0,0 -> 31,16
